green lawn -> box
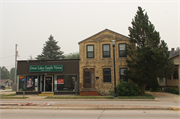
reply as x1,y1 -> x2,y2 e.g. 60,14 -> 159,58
45,96 -> 114,99
0,94 -> 28,99
45,94 -> 155,99
118,93 -> 155,99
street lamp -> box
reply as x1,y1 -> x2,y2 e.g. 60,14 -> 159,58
112,40 -> 117,97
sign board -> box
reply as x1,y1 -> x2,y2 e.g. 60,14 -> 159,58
57,79 -> 64,84
29,65 -> 63,72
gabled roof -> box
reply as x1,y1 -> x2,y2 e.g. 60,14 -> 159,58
78,29 -> 129,44
169,49 -> 180,59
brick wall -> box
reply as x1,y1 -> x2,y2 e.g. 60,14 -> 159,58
79,29 -> 131,95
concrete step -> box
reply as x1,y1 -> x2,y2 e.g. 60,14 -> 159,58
80,91 -> 102,96
38,92 -> 54,96
81,88 -> 97,91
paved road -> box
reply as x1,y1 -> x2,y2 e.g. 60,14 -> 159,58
1,109 -> 180,119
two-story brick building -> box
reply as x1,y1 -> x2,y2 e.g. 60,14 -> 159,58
78,29 -> 130,95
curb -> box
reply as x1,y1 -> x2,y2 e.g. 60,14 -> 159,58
0,106 -> 174,110
172,107 -> 180,111
0,103 -> 18,106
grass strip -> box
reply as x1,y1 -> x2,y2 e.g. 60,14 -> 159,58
118,96 -> 155,99
45,96 -> 113,99
118,93 -> 155,99
0,94 -> 28,99
0,96 -> 28,99
0,94 -> 16,96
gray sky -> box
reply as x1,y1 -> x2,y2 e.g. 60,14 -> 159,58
0,0 -> 179,71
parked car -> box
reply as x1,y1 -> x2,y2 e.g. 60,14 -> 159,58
0,84 -> 6,90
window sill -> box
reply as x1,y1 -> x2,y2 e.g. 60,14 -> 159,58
118,57 -> 127,59
102,58 -> 112,60
86,58 -> 96,60
103,82 -> 112,84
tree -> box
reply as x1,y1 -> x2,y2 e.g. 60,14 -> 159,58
9,67 -> 15,81
36,35 -> 65,60
64,52 -> 79,59
126,6 -> 174,94
0,66 -> 10,79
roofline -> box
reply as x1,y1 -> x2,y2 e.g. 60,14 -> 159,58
78,29 -> 129,44
169,52 -> 179,59
17,59 -> 80,62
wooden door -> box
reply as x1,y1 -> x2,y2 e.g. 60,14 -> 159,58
83,71 -> 91,88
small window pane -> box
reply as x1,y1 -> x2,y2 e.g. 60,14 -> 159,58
88,52 -> 93,58
104,69 -> 111,74
120,69 -> 125,75
87,46 -> 93,51
119,44 -> 125,50
103,45 -> 109,51
104,51 -> 110,56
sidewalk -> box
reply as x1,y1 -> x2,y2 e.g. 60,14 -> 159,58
146,91 -> 180,103
0,104 -> 178,110
1,91 -> 180,110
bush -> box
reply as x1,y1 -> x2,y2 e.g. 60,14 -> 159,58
146,78 -> 159,91
116,79 -> 139,96
164,87 -> 179,94
108,90 -> 114,96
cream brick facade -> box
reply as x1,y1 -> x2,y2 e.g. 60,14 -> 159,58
78,29 -> 131,95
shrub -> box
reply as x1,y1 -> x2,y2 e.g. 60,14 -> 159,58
108,90 -> 114,96
146,78 -> 159,91
164,87 -> 179,94
116,79 -> 139,96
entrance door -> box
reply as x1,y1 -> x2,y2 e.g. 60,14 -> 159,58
83,71 -> 91,88
44,76 -> 53,92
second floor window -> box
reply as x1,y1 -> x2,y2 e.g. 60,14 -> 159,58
87,45 -> 94,58
119,43 -> 127,57
103,44 -> 110,58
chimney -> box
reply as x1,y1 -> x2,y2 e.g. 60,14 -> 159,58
171,48 -> 174,51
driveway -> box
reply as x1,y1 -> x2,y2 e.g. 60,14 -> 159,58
0,89 -> 16,95
146,91 -> 180,103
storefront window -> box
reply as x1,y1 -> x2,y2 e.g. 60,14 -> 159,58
19,76 -> 38,91
56,75 -> 77,91
19,76 -> 26,91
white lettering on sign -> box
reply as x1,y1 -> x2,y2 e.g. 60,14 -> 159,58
54,66 -> 62,69
30,66 -> 37,70
45,66 -> 53,70
38,66 -> 44,70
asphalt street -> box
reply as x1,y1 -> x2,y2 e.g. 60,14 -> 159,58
1,109 -> 180,119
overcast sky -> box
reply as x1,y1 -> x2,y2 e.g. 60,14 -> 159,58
0,0 -> 179,70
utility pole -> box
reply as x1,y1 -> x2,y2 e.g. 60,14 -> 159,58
12,44 -> 18,91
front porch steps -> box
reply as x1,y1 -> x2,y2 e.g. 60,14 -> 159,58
80,88 -> 102,96
38,92 -> 54,96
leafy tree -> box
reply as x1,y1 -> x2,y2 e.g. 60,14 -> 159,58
126,6 -> 174,94
64,52 -> 79,59
9,67 -> 15,81
36,35 -> 65,60
0,66 -> 10,79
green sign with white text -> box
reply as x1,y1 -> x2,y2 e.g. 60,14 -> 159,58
29,65 -> 63,72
